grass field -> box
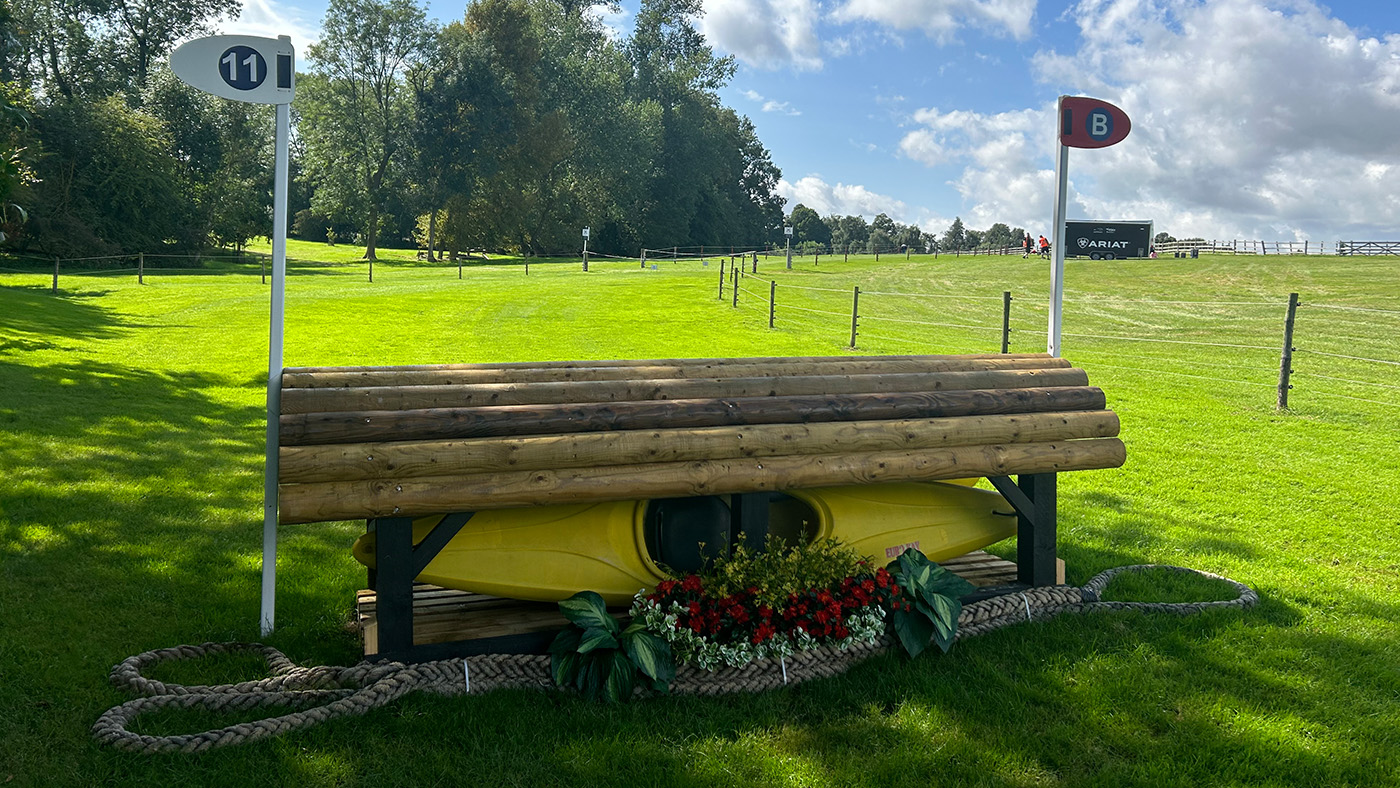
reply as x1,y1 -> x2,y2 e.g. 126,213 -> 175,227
2,242 -> 1398,787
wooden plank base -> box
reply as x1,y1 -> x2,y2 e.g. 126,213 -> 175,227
354,551 -> 1064,658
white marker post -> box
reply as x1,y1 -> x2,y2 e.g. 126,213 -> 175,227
1048,95 -> 1131,357
582,226 -> 590,272
784,225 -> 793,270
171,35 -> 295,636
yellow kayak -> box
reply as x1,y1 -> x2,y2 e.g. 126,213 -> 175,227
351,481 -> 1017,605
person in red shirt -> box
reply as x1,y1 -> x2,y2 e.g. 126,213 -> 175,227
1038,235 -> 1050,258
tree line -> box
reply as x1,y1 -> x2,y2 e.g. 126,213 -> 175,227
782,207 -> 1031,255
0,0 -> 787,259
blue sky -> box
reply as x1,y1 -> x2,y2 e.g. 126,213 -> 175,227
224,0 -> 1400,242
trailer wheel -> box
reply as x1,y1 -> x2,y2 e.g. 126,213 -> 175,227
1104,252 -> 1116,260
1089,252 -> 1101,260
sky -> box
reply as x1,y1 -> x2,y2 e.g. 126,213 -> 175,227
222,0 -> 1400,242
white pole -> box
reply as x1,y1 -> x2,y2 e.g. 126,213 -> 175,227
1048,95 -> 1069,357
261,95 -> 290,636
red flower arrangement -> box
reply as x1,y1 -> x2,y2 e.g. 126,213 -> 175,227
633,562 -> 904,669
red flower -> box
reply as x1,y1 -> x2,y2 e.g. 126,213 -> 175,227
657,580 -> 678,595
681,575 -> 703,593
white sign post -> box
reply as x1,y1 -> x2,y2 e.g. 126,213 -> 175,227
784,225 -> 793,270
1048,95 -> 1132,357
171,35 -> 295,636
582,227 -> 590,272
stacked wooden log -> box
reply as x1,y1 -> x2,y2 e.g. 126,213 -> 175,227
277,354 -> 1125,525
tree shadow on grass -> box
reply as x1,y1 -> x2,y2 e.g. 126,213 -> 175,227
0,285 -> 129,345
0,358 -> 365,785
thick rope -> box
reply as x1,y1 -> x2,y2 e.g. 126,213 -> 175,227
93,564 -> 1256,753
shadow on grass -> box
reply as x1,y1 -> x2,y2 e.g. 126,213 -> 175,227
0,285 -> 130,344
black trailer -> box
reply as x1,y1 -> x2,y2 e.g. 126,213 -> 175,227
1065,220 -> 1153,259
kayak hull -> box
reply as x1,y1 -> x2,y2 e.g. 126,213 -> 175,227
351,481 -> 1017,605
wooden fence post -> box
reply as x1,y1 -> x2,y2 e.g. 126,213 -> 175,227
849,286 -> 860,348
53,256 -> 59,293
1277,292 -> 1299,409
732,268 -> 739,308
719,259 -> 726,299
1002,291 -> 1012,353
769,281 -> 776,328
138,252 -> 144,285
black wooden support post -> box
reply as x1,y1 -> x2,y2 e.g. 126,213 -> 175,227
372,516 -> 415,656
751,252 -> 757,274
732,268 -> 739,308
850,286 -> 860,348
1001,291 -> 1012,353
1277,292 -> 1299,409
987,474 -> 1058,587
138,252 -> 144,285
769,280 -> 776,328
718,260 -> 726,299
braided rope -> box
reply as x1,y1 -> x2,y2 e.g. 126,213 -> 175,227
93,565 -> 1255,753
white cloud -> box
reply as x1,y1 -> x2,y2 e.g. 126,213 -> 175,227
740,89 -> 803,115
895,0 -> 1400,239
701,0 -> 824,71
218,0 -> 320,55
831,0 -> 1036,42
779,175 -> 914,221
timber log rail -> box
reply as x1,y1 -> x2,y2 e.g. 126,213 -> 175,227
277,353 -> 1126,663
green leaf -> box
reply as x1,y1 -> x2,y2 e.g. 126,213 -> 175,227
577,627 -> 619,654
889,607 -> 935,658
623,630 -> 676,684
550,651 -> 579,689
926,564 -> 976,599
547,626 -> 583,656
602,650 -> 636,704
580,655 -> 605,697
557,591 -> 619,633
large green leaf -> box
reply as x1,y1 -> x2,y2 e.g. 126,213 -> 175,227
577,626 -> 619,654
550,650 -> 579,689
602,650 -> 636,704
547,626 -> 583,656
923,593 -> 963,654
925,563 -> 976,599
557,591 -> 619,633
622,630 -> 675,685
889,607 -> 935,658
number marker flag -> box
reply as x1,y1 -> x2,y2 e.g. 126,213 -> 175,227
1048,95 -> 1131,357
1059,96 -> 1131,149
171,35 -> 294,636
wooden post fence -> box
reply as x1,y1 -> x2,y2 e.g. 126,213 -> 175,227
138,252 -> 144,285
52,256 -> 58,293
1277,292 -> 1299,409
849,286 -> 860,348
769,281 -> 776,328
1002,291 -> 1012,353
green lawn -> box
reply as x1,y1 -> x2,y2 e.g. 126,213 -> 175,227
1,247 -> 1397,787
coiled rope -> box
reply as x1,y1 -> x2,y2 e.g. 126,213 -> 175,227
93,564 -> 1256,754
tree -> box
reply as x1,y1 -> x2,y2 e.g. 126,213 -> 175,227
300,0 -> 433,260
1154,231 -> 1176,244
788,204 -> 830,247
829,214 -> 868,252
983,222 -> 1014,250
943,217 -> 967,251
107,0 -> 232,93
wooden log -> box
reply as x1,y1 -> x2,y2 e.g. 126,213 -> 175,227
279,410 -> 1121,483
277,438 -> 1127,523
280,386 -> 1109,447
284,352 -> 1058,376
281,368 -> 1092,414
282,355 -> 1074,389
